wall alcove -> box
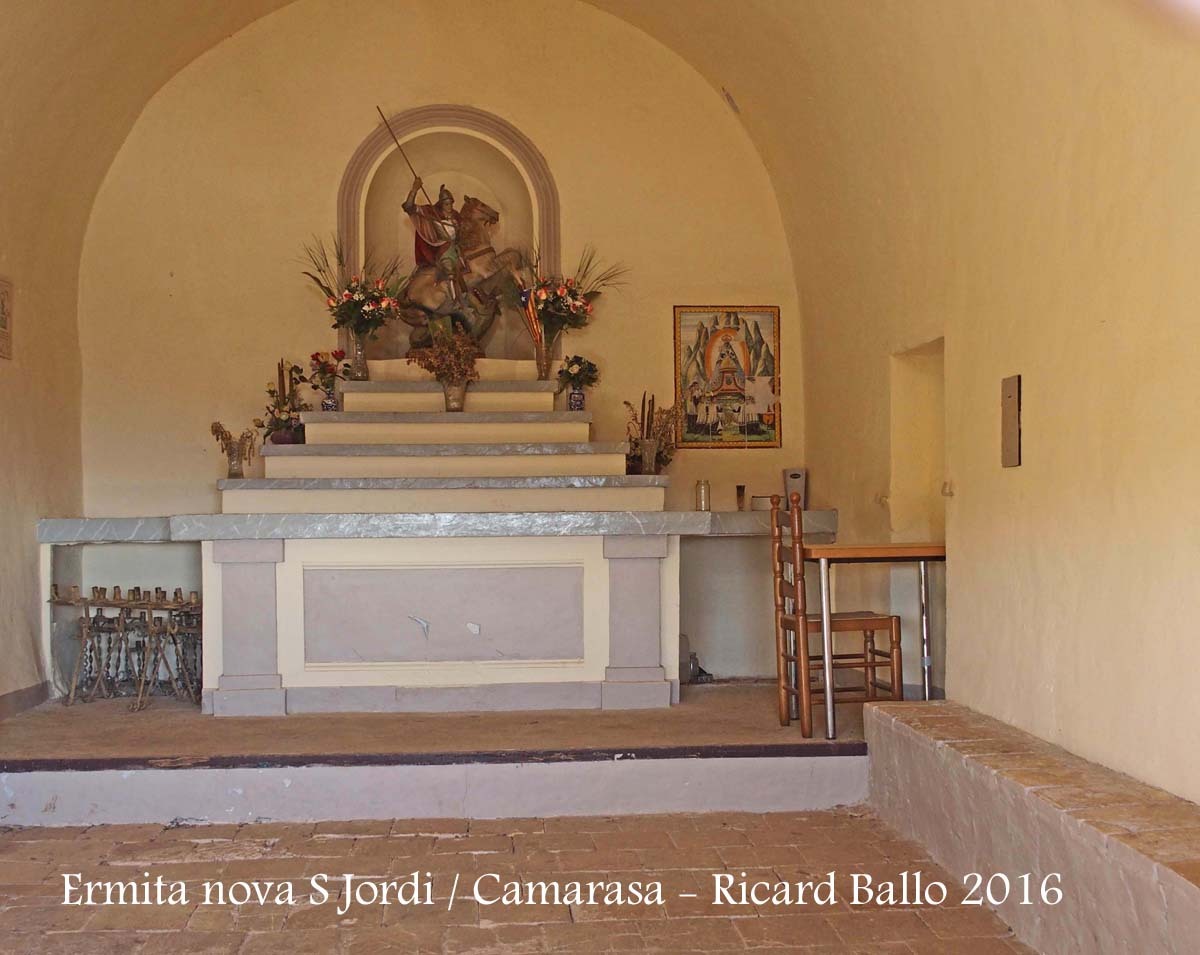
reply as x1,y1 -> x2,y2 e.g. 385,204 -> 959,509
336,105 -> 561,358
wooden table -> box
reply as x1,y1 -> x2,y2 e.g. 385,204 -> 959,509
804,543 -> 947,739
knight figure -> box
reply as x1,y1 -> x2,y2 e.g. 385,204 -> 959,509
403,177 -> 464,298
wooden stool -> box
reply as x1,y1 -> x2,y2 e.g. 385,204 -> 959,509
770,493 -> 903,736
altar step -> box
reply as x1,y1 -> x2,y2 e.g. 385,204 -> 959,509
260,442 -> 630,478
219,476 -> 666,513
341,380 -> 556,413
301,411 -> 590,445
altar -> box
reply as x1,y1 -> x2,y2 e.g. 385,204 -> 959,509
39,358 -> 835,718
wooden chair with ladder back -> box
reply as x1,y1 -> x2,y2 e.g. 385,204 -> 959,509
770,492 -> 903,736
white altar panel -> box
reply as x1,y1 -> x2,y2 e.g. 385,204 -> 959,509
302,565 -> 584,663
275,537 -> 610,688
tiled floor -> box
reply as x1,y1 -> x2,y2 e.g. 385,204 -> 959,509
0,685 -> 863,767
0,809 -> 1030,953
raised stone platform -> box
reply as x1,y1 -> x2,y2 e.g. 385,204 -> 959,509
341,379 -> 556,413
260,441 -> 630,478
868,701 -> 1200,954
219,475 -> 668,513
0,688 -> 869,824
301,410 -> 592,445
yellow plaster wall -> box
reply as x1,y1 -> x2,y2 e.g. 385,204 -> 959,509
603,0 -> 1200,800
0,1 -> 281,699
77,0 -> 803,518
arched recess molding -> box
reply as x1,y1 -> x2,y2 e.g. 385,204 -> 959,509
337,104 -> 561,276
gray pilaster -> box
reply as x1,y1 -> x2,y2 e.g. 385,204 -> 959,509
212,539 -> 286,716
601,535 -> 671,708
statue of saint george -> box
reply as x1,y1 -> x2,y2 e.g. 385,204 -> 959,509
402,177 -> 463,298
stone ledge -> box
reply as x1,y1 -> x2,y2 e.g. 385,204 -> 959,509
866,701 -> 1200,954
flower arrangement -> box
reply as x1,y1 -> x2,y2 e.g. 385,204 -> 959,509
406,329 -> 484,411
516,247 -> 627,379
253,360 -> 311,443
407,329 -> 483,384
301,237 -> 404,338
624,392 -> 677,475
556,355 -> 599,394
210,422 -> 256,479
302,350 -> 348,409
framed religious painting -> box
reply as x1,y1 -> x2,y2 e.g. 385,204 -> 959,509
674,306 -> 781,449
0,277 -> 12,360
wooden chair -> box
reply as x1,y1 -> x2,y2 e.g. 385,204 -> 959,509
770,493 -> 903,736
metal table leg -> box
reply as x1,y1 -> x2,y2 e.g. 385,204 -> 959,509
918,559 -> 932,701
819,557 -> 836,739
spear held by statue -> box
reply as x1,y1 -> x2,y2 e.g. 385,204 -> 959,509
375,106 -> 433,206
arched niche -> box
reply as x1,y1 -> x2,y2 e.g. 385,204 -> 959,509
336,105 -> 561,358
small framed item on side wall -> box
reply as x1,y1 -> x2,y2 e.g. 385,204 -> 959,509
0,277 -> 12,360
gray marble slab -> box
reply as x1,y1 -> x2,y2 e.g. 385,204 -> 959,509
300,411 -> 591,424
259,442 -> 628,457
37,517 -> 172,544
168,511 -> 713,540
39,510 -> 835,543
702,509 -> 839,537
217,475 -> 669,490
340,380 -> 557,393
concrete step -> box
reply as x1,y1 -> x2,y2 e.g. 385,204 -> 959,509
341,380 -> 557,413
301,411 -> 590,445
219,475 -> 666,513
366,357 -> 540,382
260,442 -> 630,479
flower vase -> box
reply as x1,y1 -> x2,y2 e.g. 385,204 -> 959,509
225,455 -> 245,480
321,390 -> 339,412
270,427 -> 304,445
639,438 -> 660,476
442,380 -> 467,412
533,332 -> 560,381
347,330 -> 369,381
568,388 -> 585,411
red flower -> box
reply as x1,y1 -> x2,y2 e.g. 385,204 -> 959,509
332,349 -> 345,360
326,297 -> 336,308
342,290 -> 352,300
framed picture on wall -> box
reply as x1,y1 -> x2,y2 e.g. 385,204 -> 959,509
0,277 -> 12,360
674,305 -> 781,449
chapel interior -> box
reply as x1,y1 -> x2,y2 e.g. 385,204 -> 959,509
1,1 -> 1199,952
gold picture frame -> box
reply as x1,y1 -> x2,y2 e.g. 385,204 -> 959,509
674,305 -> 781,449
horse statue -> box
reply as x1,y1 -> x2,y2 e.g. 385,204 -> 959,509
397,195 -> 525,351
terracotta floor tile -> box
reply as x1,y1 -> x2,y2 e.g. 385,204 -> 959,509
240,927 -> 342,953
0,902 -> 94,933
905,939 -> 1018,955
539,919 -> 647,951
471,817 -> 546,836
138,931 -> 247,954
313,819 -> 393,837
0,809 -> 1034,953
442,923 -> 544,953
390,818 -> 469,836
734,914 -> 843,948
341,925 -> 446,953
431,834 -> 513,855
591,830 -> 676,851
826,910 -> 937,944
916,906 -> 1013,938
637,916 -> 746,949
